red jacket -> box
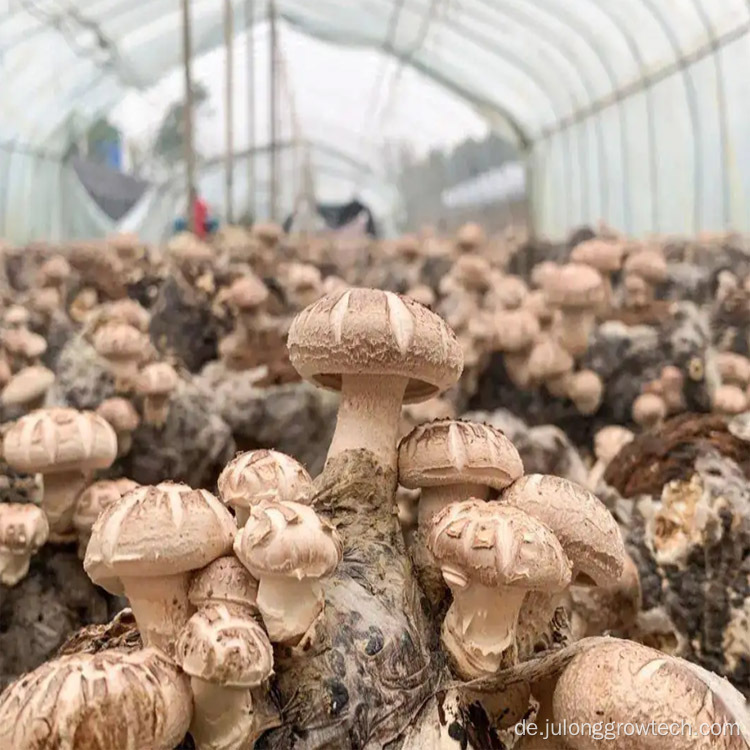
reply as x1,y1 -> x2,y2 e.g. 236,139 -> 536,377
193,197 -> 208,238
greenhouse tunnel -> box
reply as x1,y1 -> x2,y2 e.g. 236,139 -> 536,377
1,0 -> 750,244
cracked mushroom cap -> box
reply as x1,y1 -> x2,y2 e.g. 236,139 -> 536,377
84,482 -> 236,593
189,555 -> 259,609
398,419 -> 523,492
176,602 -> 273,687
553,639 -> 750,750
456,222 -> 486,250
717,352 -> 750,387
1,365 -> 54,407
287,288 -> 463,404
218,449 -> 313,512
624,248 -> 668,283
228,275 -> 269,311
73,478 -> 140,539
93,322 -> 148,361
0,647 -> 192,750
234,501 -> 342,581
96,397 -> 140,433
4,305 -> 30,328
427,500 -> 571,591
501,474 -> 625,587
570,238 -> 625,273
594,425 -> 634,464
495,309 -> 540,353
544,263 -> 605,309
0,503 -> 48,557
4,407 -> 117,475
137,362 -> 179,398
528,338 -> 574,382
2,327 -> 47,359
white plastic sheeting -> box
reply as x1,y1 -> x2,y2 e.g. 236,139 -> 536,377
1,0 -> 750,242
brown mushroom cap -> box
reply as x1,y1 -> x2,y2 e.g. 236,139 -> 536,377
455,222 -> 486,250
633,392 -> 667,426
624,248 -> 668,283
234,501 -> 342,581
167,232 -> 214,265
218,449 -> 313,511
176,602 -> 273,687
84,481 -> 236,588
189,555 -> 259,609
96,397 -> 141,432
0,647 -> 192,750
594,425 -> 634,463
567,369 -> 604,414
553,639 -> 749,750
93,322 -> 148,360
528,337 -> 574,382
73,478 -> 140,538
1,365 -> 55,407
490,275 -> 528,310
39,255 -> 71,285
287,288 -> 463,403
428,500 -> 572,591
531,260 -> 559,289
494,309 -> 540,352
398,419 -> 523,492
137,362 -> 179,397
228,275 -> 269,311
544,263 -> 605,309
252,221 -> 284,244
103,299 -> 151,332
2,328 -> 47,359
0,503 -> 49,556
570,238 -> 625,273
4,407 -> 117,475
713,384 -> 748,415
717,352 -> 750,387
501,474 -> 625,587
4,305 -> 30,328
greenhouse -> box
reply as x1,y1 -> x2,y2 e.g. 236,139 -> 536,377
1,2 -> 750,749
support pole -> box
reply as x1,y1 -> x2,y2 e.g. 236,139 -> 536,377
245,0 -> 256,222
269,0 -> 279,221
224,0 -> 235,223
181,0 -> 196,232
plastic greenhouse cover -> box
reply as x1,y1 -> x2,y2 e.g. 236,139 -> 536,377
0,0 -> 749,241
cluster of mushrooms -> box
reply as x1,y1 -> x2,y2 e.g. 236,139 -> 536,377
0,283 -> 747,749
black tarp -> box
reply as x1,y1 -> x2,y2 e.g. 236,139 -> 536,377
71,156 -> 149,221
283,198 -> 378,237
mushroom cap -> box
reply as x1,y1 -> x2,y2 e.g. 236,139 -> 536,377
406,284 -> 436,309
661,364 -> 685,389
427,500 -> 572,591
528,337 -> 574,382
96,397 -> 140,432
2,327 -> 47,359
93,322 -> 148,360
4,407 -> 117,475
452,255 -> 492,291
624,248 -> 668,283
566,369 -> 604,415
252,221 -> 284,244
490,275 -> 528,310
455,222 -> 486,249
136,362 -> 179,397
633,392 -> 667,425
553,639 -> 749,750
594,425 -> 634,463
4,305 -> 30,328
522,289 -> 553,323
717,352 -> 750,387
73,478 -> 140,536
713,384 -> 748,415
494,309 -> 540,352
287,288 -> 463,404
570,238 -> 624,272
218,449 -> 313,511
189,555 -> 259,609
0,503 -> 49,554
544,263 -> 605,309
398,419 -> 523,492
104,299 -> 151,332
167,232 -> 214,264
501,474 -> 625,587
286,262 -> 322,293
1,365 -> 55,407
228,274 -> 269,310
84,481 -> 236,588
176,602 -> 273,687
234,501 -> 342,581
31,286 -> 61,314
0,647 -> 192,750
395,234 -> 421,258
531,260 -> 559,289
39,255 -> 71,284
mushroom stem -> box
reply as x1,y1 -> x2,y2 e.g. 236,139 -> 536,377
116,430 -> 133,457
0,551 -> 32,587
189,677 -> 260,750
503,350 -> 532,389
442,580 -> 526,678
418,484 -> 489,528
326,374 -> 408,471
255,576 -> 323,644
555,310 -> 594,359
42,470 -> 88,538
121,573 -> 192,654
143,395 -> 170,427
